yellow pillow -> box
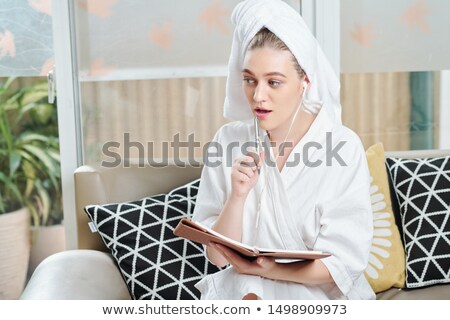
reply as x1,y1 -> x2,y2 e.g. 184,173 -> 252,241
364,143 -> 406,293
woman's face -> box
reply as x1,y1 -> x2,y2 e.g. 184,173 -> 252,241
242,47 -> 305,133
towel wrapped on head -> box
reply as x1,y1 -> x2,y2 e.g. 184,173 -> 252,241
224,0 -> 342,125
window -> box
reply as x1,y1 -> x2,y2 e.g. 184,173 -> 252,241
340,0 -> 449,150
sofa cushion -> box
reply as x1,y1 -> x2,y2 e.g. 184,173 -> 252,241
84,179 -> 221,300
364,143 -> 406,292
386,156 -> 450,288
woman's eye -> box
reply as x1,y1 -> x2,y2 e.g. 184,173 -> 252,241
243,78 -> 255,84
269,80 -> 281,87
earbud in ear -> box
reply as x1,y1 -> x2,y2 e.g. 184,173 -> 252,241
302,82 -> 308,97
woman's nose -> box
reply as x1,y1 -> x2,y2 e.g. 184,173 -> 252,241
253,84 -> 267,103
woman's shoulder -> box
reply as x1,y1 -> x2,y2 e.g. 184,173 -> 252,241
327,123 -> 366,162
330,123 -> 362,143
330,122 -> 364,147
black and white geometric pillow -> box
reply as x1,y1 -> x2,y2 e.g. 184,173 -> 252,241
84,179 -> 221,300
386,156 -> 450,288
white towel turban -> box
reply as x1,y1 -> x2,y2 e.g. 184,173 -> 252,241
224,0 -> 342,124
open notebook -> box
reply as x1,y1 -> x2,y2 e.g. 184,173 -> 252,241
173,218 -> 331,262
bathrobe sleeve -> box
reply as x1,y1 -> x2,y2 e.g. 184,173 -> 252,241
312,136 -> 373,296
192,128 -> 228,229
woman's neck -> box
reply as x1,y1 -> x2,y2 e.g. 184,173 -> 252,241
268,109 -> 317,149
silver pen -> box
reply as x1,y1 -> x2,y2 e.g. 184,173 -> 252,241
254,117 -> 261,174
242,118 -> 262,172
254,117 -> 261,154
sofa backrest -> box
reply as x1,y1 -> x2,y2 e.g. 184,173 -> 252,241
74,164 -> 203,251
385,149 -> 450,159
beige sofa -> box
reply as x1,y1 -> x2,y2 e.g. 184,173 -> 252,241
21,150 -> 450,299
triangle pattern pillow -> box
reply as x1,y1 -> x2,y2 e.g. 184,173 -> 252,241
84,179 -> 221,300
364,143 -> 406,292
386,155 -> 450,288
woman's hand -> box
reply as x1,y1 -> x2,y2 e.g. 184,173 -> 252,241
210,243 -> 277,278
231,151 -> 264,198
210,243 -> 334,285
205,151 -> 263,267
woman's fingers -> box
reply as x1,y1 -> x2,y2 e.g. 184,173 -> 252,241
239,155 -> 258,171
214,244 -> 262,275
246,151 -> 259,166
238,165 -> 255,177
244,151 -> 265,172
233,157 -> 257,180
235,172 -> 251,182
230,154 -> 262,197
232,167 -> 253,182
215,244 -> 238,263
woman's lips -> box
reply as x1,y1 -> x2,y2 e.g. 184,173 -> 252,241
255,107 -> 272,119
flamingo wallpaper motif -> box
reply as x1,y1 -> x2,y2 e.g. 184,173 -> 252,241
342,0 -> 450,73
1,0 -> 448,77
74,0 -> 241,80
0,0 -> 53,76
75,0 -> 289,79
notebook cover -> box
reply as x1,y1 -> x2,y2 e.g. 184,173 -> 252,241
173,218 -> 330,260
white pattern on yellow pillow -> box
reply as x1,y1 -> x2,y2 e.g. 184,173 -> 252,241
364,143 -> 406,293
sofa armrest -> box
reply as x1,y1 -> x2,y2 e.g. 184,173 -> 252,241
20,250 -> 131,300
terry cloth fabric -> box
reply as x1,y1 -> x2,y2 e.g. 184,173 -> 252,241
223,0 -> 342,124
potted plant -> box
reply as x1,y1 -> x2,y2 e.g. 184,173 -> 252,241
0,77 -> 61,299
18,78 -> 65,275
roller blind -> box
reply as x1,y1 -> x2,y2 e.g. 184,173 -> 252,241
0,0 -> 53,76
341,0 -> 450,73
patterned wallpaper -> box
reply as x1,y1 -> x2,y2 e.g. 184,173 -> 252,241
72,0 -> 298,81
341,0 -> 450,73
2,0 -> 447,77
74,0 -> 242,80
0,0 -> 53,76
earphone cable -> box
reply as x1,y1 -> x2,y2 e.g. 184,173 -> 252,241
252,88 -> 306,246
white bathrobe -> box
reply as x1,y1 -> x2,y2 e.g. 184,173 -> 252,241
192,0 -> 375,300
193,106 -> 375,300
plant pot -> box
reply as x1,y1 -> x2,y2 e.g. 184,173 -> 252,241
28,224 -> 66,276
0,207 -> 31,299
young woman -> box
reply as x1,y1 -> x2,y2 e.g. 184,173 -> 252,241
192,0 -> 374,300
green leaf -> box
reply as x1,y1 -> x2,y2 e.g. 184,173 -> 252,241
19,146 -> 60,188
48,149 -> 61,162
20,85 -> 48,106
16,102 -> 38,123
17,149 -> 45,172
3,91 -> 23,111
1,77 -> 61,223
21,159 -> 37,197
0,77 -> 17,97
4,77 -> 17,89
0,172 -> 23,208
17,132 -> 52,144
21,144 -> 57,175
0,109 -> 13,152
35,179 -> 51,225
9,151 -> 21,177
24,199 -> 40,227
31,103 -> 54,124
